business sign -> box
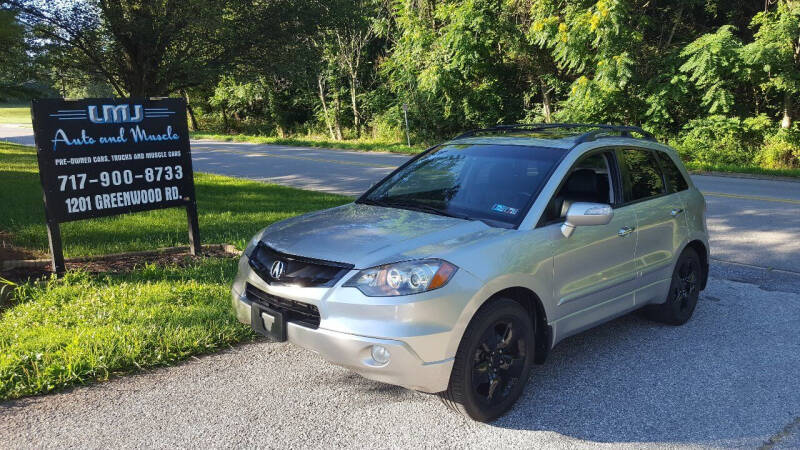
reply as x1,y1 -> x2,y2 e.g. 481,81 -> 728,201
31,97 -> 200,273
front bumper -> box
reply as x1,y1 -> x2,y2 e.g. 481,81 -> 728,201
231,252 -> 487,393
232,289 -> 454,393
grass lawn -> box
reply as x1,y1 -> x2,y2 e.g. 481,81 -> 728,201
0,259 -> 250,400
0,141 -> 351,401
0,103 -> 31,125
0,142 -> 351,257
192,131 -> 427,155
685,161 -> 800,179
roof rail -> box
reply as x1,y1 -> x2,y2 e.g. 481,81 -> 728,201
453,123 -> 656,142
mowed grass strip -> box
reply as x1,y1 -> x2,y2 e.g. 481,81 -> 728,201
192,131 -> 427,155
0,103 -> 31,125
0,259 -> 252,400
0,141 -> 351,257
0,141 -> 351,400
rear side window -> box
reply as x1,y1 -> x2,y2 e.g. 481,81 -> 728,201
617,148 -> 665,202
654,151 -> 689,193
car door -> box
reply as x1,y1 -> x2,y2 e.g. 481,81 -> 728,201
616,147 -> 689,306
547,150 -> 639,340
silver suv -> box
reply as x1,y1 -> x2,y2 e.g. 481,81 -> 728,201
231,124 -> 709,421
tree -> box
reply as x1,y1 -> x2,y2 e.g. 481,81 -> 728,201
0,8 -> 32,99
332,0 -> 380,137
679,25 -> 745,115
8,0 -> 244,97
741,0 -> 800,128
384,0 -> 542,136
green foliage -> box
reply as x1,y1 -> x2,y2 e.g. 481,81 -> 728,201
384,0 -> 542,136
679,25 -> 745,115
742,2 -> 800,97
757,128 -> 800,168
0,9 -> 35,100
672,115 -> 772,165
5,0 -> 800,171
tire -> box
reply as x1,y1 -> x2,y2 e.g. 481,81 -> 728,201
439,298 -> 535,422
644,248 -> 702,325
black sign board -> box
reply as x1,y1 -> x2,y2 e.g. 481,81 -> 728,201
31,97 -> 200,274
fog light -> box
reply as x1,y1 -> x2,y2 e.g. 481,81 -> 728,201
370,345 -> 390,365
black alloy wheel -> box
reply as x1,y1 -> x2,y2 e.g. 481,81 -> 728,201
471,317 -> 527,405
440,298 -> 535,422
645,247 -> 702,325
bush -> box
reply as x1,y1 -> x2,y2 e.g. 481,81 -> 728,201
756,128 -> 800,169
673,115 -> 772,166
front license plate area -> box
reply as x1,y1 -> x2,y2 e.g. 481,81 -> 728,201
251,303 -> 287,342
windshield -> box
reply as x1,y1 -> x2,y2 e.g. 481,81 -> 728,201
359,144 -> 565,227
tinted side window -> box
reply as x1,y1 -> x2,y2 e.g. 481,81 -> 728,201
654,151 -> 689,193
543,152 -> 614,223
618,148 -> 665,202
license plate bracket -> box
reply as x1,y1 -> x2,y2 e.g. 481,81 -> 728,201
250,303 -> 287,342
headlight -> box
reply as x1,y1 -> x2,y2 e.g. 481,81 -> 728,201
343,259 -> 458,297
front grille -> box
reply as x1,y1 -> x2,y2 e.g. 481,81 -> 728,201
248,242 -> 353,288
245,283 -> 321,329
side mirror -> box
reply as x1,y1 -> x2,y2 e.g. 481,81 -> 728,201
561,202 -> 614,238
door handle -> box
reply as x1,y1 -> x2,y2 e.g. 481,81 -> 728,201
618,226 -> 635,237
670,208 -> 684,216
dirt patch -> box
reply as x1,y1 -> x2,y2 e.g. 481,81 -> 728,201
0,231 -> 44,261
0,245 -> 239,285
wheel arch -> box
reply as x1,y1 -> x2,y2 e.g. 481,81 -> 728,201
683,239 -> 709,290
483,286 -> 552,364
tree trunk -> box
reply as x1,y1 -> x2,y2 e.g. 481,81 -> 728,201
782,91 -> 793,129
318,76 -> 336,140
332,93 -> 343,140
221,105 -> 229,132
181,89 -> 199,131
541,82 -> 553,123
349,75 -> 360,138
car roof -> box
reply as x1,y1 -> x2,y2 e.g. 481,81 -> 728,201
443,124 -> 659,151
446,135 -> 580,149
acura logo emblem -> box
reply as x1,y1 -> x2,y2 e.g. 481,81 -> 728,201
270,260 -> 286,279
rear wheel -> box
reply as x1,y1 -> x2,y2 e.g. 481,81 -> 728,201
439,298 -> 534,422
645,248 -> 702,325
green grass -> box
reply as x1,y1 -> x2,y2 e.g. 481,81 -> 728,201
0,258 -> 254,400
191,131 -> 427,155
0,141 -> 351,257
0,103 -> 31,125
0,140 -> 352,400
685,161 -> 800,178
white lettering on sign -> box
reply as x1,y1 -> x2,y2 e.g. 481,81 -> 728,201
93,188 -> 166,211
50,126 -> 180,151
88,104 -> 143,124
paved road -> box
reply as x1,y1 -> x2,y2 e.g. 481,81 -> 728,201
0,123 -> 34,146
2,123 -> 799,448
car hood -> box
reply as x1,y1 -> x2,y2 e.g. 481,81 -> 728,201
260,202 -> 500,269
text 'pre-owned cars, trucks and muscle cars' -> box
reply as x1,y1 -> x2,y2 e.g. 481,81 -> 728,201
231,123 -> 709,421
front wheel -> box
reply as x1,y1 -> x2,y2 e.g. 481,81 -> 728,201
439,298 -> 534,422
645,247 -> 702,325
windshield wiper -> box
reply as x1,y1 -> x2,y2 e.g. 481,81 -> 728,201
360,198 -> 473,221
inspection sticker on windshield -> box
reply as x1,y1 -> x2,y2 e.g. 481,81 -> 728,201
492,204 -> 519,215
